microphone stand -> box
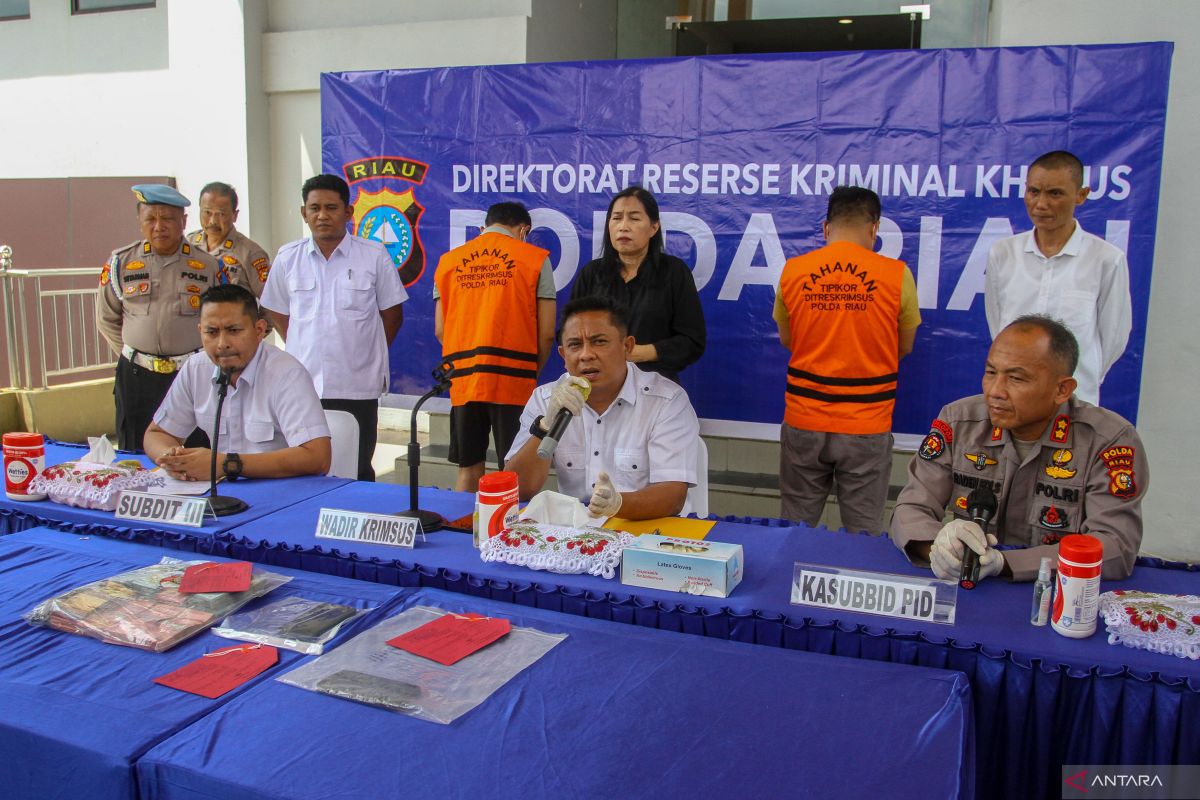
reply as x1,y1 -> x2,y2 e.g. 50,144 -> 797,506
397,362 -> 454,532
207,368 -> 249,517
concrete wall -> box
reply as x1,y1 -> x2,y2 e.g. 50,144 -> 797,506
260,1 -> 533,253
989,0 -> 1198,562
0,0 -> 261,236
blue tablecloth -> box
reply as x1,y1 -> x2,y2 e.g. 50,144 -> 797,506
0,528 -> 411,800
216,486 -> 1200,800
0,441 -> 352,547
136,586 -> 973,800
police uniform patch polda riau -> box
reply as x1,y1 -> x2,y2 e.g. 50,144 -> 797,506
918,419 -> 952,460
100,263 -> 111,286
1099,445 -> 1138,500
253,257 -> 269,283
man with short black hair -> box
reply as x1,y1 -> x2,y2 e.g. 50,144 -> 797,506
985,150 -> 1132,406
187,181 -> 273,298
774,186 -> 920,534
261,174 -> 407,481
144,284 -> 331,481
892,315 -> 1147,582
434,201 -> 557,491
505,295 -> 699,521
97,184 -> 219,450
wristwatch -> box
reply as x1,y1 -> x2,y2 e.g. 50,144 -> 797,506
529,415 -> 547,439
222,452 -> 243,480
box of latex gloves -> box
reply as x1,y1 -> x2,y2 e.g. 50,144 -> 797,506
620,534 -> 743,598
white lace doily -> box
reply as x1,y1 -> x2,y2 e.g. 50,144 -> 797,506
1099,589 -> 1200,661
28,459 -> 163,511
479,522 -> 633,579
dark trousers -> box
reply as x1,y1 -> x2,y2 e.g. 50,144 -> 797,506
321,398 -> 378,482
114,355 -> 208,452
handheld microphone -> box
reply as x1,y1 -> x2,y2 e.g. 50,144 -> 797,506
537,377 -> 592,460
960,486 -> 998,590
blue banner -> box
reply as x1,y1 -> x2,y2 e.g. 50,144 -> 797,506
321,44 -> 1171,436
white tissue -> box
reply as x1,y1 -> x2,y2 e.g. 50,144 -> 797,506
519,490 -> 608,527
82,435 -> 117,466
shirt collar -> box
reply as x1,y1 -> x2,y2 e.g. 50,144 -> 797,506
217,341 -> 268,391
615,362 -> 641,408
305,233 -> 352,260
1024,221 -> 1086,259
482,224 -> 516,239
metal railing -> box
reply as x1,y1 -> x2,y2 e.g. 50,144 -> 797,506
1,245 -> 117,390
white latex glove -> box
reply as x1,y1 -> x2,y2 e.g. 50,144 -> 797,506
588,471 -> 623,518
929,519 -> 1003,582
544,375 -> 590,430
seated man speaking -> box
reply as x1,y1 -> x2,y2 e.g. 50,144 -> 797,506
505,295 -> 699,520
144,284 -> 331,481
891,315 -> 1147,582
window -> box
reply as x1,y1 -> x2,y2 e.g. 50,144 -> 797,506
72,0 -> 155,14
0,0 -> 30,21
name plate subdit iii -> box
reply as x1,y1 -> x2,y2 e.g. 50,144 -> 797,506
790,563 -> 958,625
315,508 -> 418,549
115,490 -> 207,527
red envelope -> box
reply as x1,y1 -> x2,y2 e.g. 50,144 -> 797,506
387,613 -> 511,666
154,643 -> 279,698
178,562 -> 253,594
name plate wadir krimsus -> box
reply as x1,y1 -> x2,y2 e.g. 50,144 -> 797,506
315,508 -> 418,549
790,563 -> 958,625
116,490 -> 207,528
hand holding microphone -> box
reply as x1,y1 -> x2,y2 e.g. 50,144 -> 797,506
538,375 -> 591,459
930,519 -> 1000,581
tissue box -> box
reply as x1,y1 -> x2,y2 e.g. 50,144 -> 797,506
620,534 -> 743,597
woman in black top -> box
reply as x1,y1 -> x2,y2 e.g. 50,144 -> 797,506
569,186 -> 706,383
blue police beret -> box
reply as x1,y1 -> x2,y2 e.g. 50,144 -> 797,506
131,184 -> 191,208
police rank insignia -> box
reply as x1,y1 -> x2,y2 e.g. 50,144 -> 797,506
1044,449 -> 1077,480
918,420 -> 952,461
1099,445 -> 1137,500
1039,505 -> 1069,529
1050,415 -> 1070,443
964,452 -> 998,471
990,426 -> 1002,442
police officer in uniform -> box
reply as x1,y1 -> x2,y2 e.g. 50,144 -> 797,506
891,315 -> 1148,582
96,184 -> 218,451
186,181 -> 272,297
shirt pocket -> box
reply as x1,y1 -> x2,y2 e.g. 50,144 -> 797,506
613,447 -> 648,488
245,420 -> 276,446
1056,289 -> 1098,343
336,270 -> 377,319
556,447 -> 586,492
178,291 -> 200,316
1026,482 -> 1083,543
288,271 -> 318,321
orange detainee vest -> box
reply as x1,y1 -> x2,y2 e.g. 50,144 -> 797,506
778,240 -> 904,435
435,232 -> 548,407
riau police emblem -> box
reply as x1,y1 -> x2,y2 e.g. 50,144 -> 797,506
344,156 -> 430,289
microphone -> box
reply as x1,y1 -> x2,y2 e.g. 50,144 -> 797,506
206,366 -> 248,517
959,486 -> 998,590
537,377 -> 592,460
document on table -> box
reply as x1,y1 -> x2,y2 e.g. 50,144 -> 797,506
146,469 -> 222,496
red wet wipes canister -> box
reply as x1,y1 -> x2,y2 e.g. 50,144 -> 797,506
474,471 -> 519,548
1051,534 -> 1104,638
4,432 -> 47,501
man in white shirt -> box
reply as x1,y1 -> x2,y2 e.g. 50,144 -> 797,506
261,174 -> 407,481
505,295 -> 699,520
145,284 -> 332,481
985,150 -> 1131,406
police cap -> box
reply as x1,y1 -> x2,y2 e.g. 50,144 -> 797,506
131,184 -> 191,208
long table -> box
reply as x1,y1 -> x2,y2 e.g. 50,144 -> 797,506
0,527 -> 410,800
1,528 -> 974,799
214,483 -> 1200,800
0,441 -> 352,545
135,585 -> 973,800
